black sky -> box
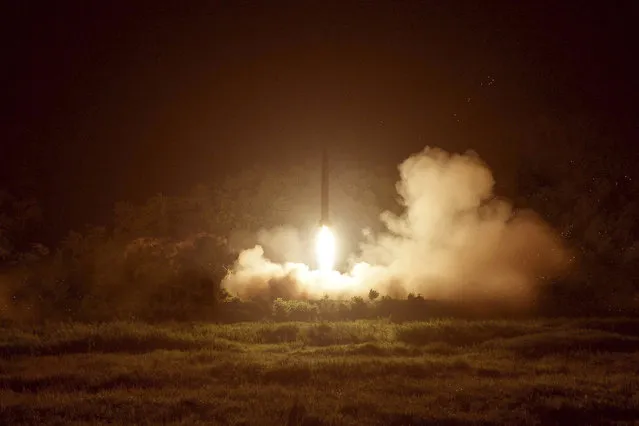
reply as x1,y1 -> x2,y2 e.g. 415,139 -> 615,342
2,1 -> 637,240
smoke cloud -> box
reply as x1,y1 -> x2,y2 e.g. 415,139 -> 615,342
222,147 -> 568,309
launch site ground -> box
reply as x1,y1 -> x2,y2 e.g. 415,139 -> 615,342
1,318 -> 638,425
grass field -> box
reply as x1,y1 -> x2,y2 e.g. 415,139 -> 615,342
1,318 -> 639,425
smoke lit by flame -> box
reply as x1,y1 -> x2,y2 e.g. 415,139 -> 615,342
222,147 -> 569,308
315,225 -> 336,272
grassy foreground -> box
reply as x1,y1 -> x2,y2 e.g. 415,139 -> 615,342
1,318 -> 639,425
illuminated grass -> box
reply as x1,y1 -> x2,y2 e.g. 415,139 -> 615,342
1,318 -> 638,424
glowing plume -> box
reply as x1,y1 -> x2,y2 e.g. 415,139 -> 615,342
315,225 -> 336,272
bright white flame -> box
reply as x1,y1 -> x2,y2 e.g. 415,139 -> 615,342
315,225 -> 336,272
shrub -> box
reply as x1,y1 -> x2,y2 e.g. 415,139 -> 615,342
349,296 -> 370,319
368,289 -> 379,301
272,298 -> 319,321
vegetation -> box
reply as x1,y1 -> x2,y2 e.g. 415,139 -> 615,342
1,10 -> 636,422
1,318 -> 639,425
1,115 -> 638,422
0,117 -> 637,323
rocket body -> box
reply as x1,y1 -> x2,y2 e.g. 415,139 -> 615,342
316,148 -> 336,272
320,148 -> 329,225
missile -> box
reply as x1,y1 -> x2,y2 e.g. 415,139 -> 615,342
320,148 -> 329,226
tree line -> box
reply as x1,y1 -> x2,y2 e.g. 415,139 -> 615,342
1,116 -> 637,322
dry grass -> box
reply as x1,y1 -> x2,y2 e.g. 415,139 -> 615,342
1,318 -> 639,425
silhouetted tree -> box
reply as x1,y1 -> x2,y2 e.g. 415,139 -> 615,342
368,289 -> 380,301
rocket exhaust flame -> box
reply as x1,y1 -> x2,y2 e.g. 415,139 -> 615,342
316,225 -> 336,272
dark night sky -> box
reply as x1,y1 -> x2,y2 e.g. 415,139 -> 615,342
2,1 -> 637,241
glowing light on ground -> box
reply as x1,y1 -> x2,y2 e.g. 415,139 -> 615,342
315,225 -> 336,272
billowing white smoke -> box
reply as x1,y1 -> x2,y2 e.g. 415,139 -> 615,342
222,147 -> 567,308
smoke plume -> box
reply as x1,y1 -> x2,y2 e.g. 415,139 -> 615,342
222,147 -> 568,309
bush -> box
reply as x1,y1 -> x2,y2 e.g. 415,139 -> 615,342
349,296 -> 370,319
368,289 -> 379,301
216,298 -> 269,322
272,298 -> 319,321
303,323 -> 336,346
257,324 -> 300,343
315,298 -> 350,321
